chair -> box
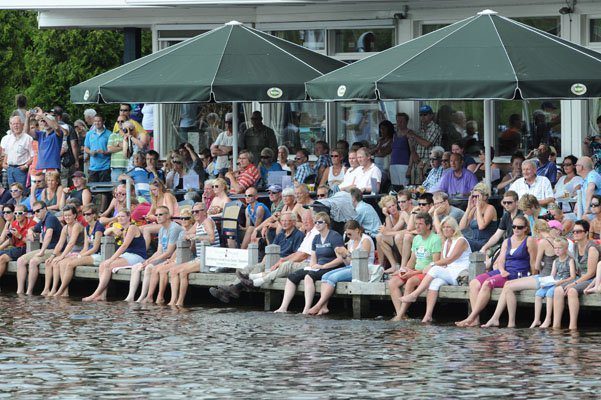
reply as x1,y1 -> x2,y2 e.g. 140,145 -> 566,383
221,200 -> 244,248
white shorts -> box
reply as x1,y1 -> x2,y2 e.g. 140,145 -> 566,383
390,164 -> 408,186
120,252 -> 145,266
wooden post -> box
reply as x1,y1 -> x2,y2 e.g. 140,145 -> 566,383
264,244 -> 280,272
247,243 -> 259,268
26,236 -> 42,253
176,239 -> 194,264
101,236 -> 117,261
197,241 -> 209,272
469,252 -> 486,281
351,250 -> 369,282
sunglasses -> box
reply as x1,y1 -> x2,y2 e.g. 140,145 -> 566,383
119,109 -> 129,112
83,212 -> 94,216
245,194 -> 255,198
315,220 -> 326,225
502,201 -> 514,205
398,200 -> 407,204
155,213 -> 167,217
2,210 -> 13,214
317,194 -> 327,198
212,185 -> 220,189
563,163 -> 573,167
33,208 -> 44,214
180,217 -> 192,221
172,160 -> 183,164
592,203 -> 600,207
294,157 -> 302,161
260,155 -> 270,159
31,180 -> 42,184
512,225 -> 526,230
14,211 -> 24,215
418,202 -> 429,206
10,189 -> 21,193
331,154 -> 340,158
192,210 -> 204,214
573,229 -> 586,234
116,192 -> 126,196
471,195 -> 480,199
117,120 -> 125,124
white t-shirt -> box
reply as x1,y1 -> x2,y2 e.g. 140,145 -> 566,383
298,227 -> 319,255
213,130 -> 234,169
141,104 -> 155,131
354,163 -> 382,193
340,166 -> 360,190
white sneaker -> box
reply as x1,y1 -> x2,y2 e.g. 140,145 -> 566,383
249,273 -> 262,280
253,277 -> 265,287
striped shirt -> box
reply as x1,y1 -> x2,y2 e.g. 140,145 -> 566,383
108,132 -> 128,169
195,217 -> 220,258
233,164 -> 260,193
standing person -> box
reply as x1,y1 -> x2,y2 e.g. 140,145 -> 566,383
553,220 -> 599,329
178,103 -> 198,145
13,93 -> 27,123
390,113 -> 412,188
0,205 -> 36,282
54,205 -> 105,297
307,220 -> 374,315
456,215 -> 536,327
108,115 -> 128,182
407,105 -> 441,183
42,205 -> 84,296
122,121 -> 150,169
389,212 -> 442,321
52,106 -> 80,176
84,114 -> 112,183
73,119 -> 89,174
83,209 -> 147,302
274,212 -> 344,314
1,116 -> 33,188
112,104 -> 146,135
242,111 -> 278,156
459,183 -> 498,252
141,103 -> 155,136
16,201 -> 62,295
211,112 -> 234,174
371,121 -> 393,172
400,216 -> 471,323
313,141 -> 332,185
129,206 -> 183,303
26,109 -> 63,171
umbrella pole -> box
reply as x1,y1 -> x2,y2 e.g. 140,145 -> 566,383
232,102 -> 239,172
484,100 -> 493,189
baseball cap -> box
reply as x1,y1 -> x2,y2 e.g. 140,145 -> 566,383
267,184 -> 282,193
225,112 -> 233,122
72,171 -> 86,179
419,105 -> 433,114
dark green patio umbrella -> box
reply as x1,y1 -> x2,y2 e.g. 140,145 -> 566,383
306,10 -> 601,101
70,21 -> 344,104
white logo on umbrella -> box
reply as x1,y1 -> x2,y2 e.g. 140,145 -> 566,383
267,87 -> 283,99
337,85 -> 347,97
83,90 -> 90,101
571,83 -> 587,96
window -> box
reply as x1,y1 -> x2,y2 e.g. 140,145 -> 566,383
421,23 -> 450,35
272,29 -> 325,51
513,17 -> 560,36
590,19 -> 601,43
333,28 -> 394,53
335,102 -> 395,147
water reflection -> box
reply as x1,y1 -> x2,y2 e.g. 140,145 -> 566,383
0,293 -> 600,398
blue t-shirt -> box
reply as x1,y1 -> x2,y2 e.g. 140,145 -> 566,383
312,230 -> 344,267
158,222 -> 184,253
86,221 -> 106,252
84,128 -> 112,171
273,228 -> 305,258
355,201 -> 381,238
582,170 -> 601,207
127,167 -> 152,200
33,213 -> 63,250
36,130 -> 63,170
260,162 -> 283,184
246,202 -> 271,226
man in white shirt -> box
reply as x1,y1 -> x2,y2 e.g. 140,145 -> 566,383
339,150 -> 360,191
353,147 -> 382,193
508,159 -> 554,206
211,112 -> 234,173
1,116 -> 33,188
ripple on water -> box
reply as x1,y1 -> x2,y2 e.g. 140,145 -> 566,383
1,293 -> 601,397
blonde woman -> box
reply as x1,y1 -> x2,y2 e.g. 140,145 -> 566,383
277,145 -> 292,172
376,194 -> 406,272
41,171 -> 65,213
459,182 -> 497,251
518,194 -> 541,233
401,216 -> 471,322
141,179 -> 179,249
208,178 -> 231,217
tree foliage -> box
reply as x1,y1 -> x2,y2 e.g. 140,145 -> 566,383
0,10 -> 151,129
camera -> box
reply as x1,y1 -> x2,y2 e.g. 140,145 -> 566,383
6,232 -> 12,238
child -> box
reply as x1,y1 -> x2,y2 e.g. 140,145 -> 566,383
530,237 -> 576,328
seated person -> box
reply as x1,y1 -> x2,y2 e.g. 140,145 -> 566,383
0,205 -> 36,282
350,188 -> 381,240
225,150 -> 260,194
430,191 -> 464,234
240,187 -> 270,249
207,178 -> 231,217
308,220 -> 374,315
62,171 -> 92,208
125,151 -> 152,201
396,193 -> 434,271
42,205 -> 85,296
353,147 -> 382,193
431,153 -> 477,197
376,194 -> 406,272
458,183 -> 498,251
16,201 -> 63,295
293,149 -> 313,184
422,148 -> 445,192
54,205 -> 105,297
83,209 -> 147,301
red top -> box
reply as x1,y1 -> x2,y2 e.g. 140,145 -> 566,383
231,164 -> 260,193
11,218 -> 37,248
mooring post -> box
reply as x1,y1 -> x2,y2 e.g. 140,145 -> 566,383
351,250 -> 369,318
101,236 -> 117,261
176,239 -> 194,264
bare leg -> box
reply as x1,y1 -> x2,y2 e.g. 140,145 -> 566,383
552,286 -> 566,329
457,282 -> 491,327
55,256 -> 93,297
142,265 -> 161,303
172,260 -> 200,306
401,275 -> 434,303
274,279 -> 297,313
396,276 -> 421,319
82,258 -> 129,301
540,296 -> 554,328
26,257 -> 43,295
505,278 -> 538,328
49,261 -> 62,296
240,227 -> 254,250
422,290 -> 439,323
41,260 -> 53,296
137,265 -> 155,302
388,275 -> 406,321
124,264 -> 143,301
156,268 -> 171,304
0,255 -> 11,280
456,279 -> 482,326
308,283 -> 335,315
567,287 -> 580,330
16,255 -> 29,294
377,234 -> 397,270
531,296 -> 543,328
301,275 -> 316,314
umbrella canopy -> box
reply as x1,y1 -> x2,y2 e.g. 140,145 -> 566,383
70,21 -> 345,104
306,10 -> 601,101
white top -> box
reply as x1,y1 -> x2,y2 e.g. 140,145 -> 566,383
141,104 -> 155,131
348,233 -> 375,265
327,165 -> 346,187
213,130 -> 234,169
442,236 -> 471,279
508,176 -> 554,201
340,166 -> 360,190
298,227 -> 319,255
353,163 -> 382,193
0,131 -> 34,166
554,175 -> 584,212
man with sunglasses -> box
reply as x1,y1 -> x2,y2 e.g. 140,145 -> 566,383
108,115 -> 129,182
422,148 -> 445,191
84,114 -> 112,183
480,190 -> 522,265
293,149 -> 312,184
241,187 -> 271,249
112,104 -> 145,136
24,108 -> 63,171
16,201 -> 62,295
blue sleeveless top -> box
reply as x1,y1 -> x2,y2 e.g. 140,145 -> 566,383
125,230 -> 147,259
504,237 -> 530,279
246,202 -> 271,226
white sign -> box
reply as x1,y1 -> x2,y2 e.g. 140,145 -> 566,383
267,87 -> 283,99
337,85 -> 347,97
571,83 -> 587,96
205,247 -> 249,269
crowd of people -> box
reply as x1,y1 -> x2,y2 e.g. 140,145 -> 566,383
2,95 -> 601,330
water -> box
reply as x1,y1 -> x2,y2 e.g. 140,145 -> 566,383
1,293 -> 600,398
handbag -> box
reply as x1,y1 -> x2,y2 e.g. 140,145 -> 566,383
61,150 -> 75,168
